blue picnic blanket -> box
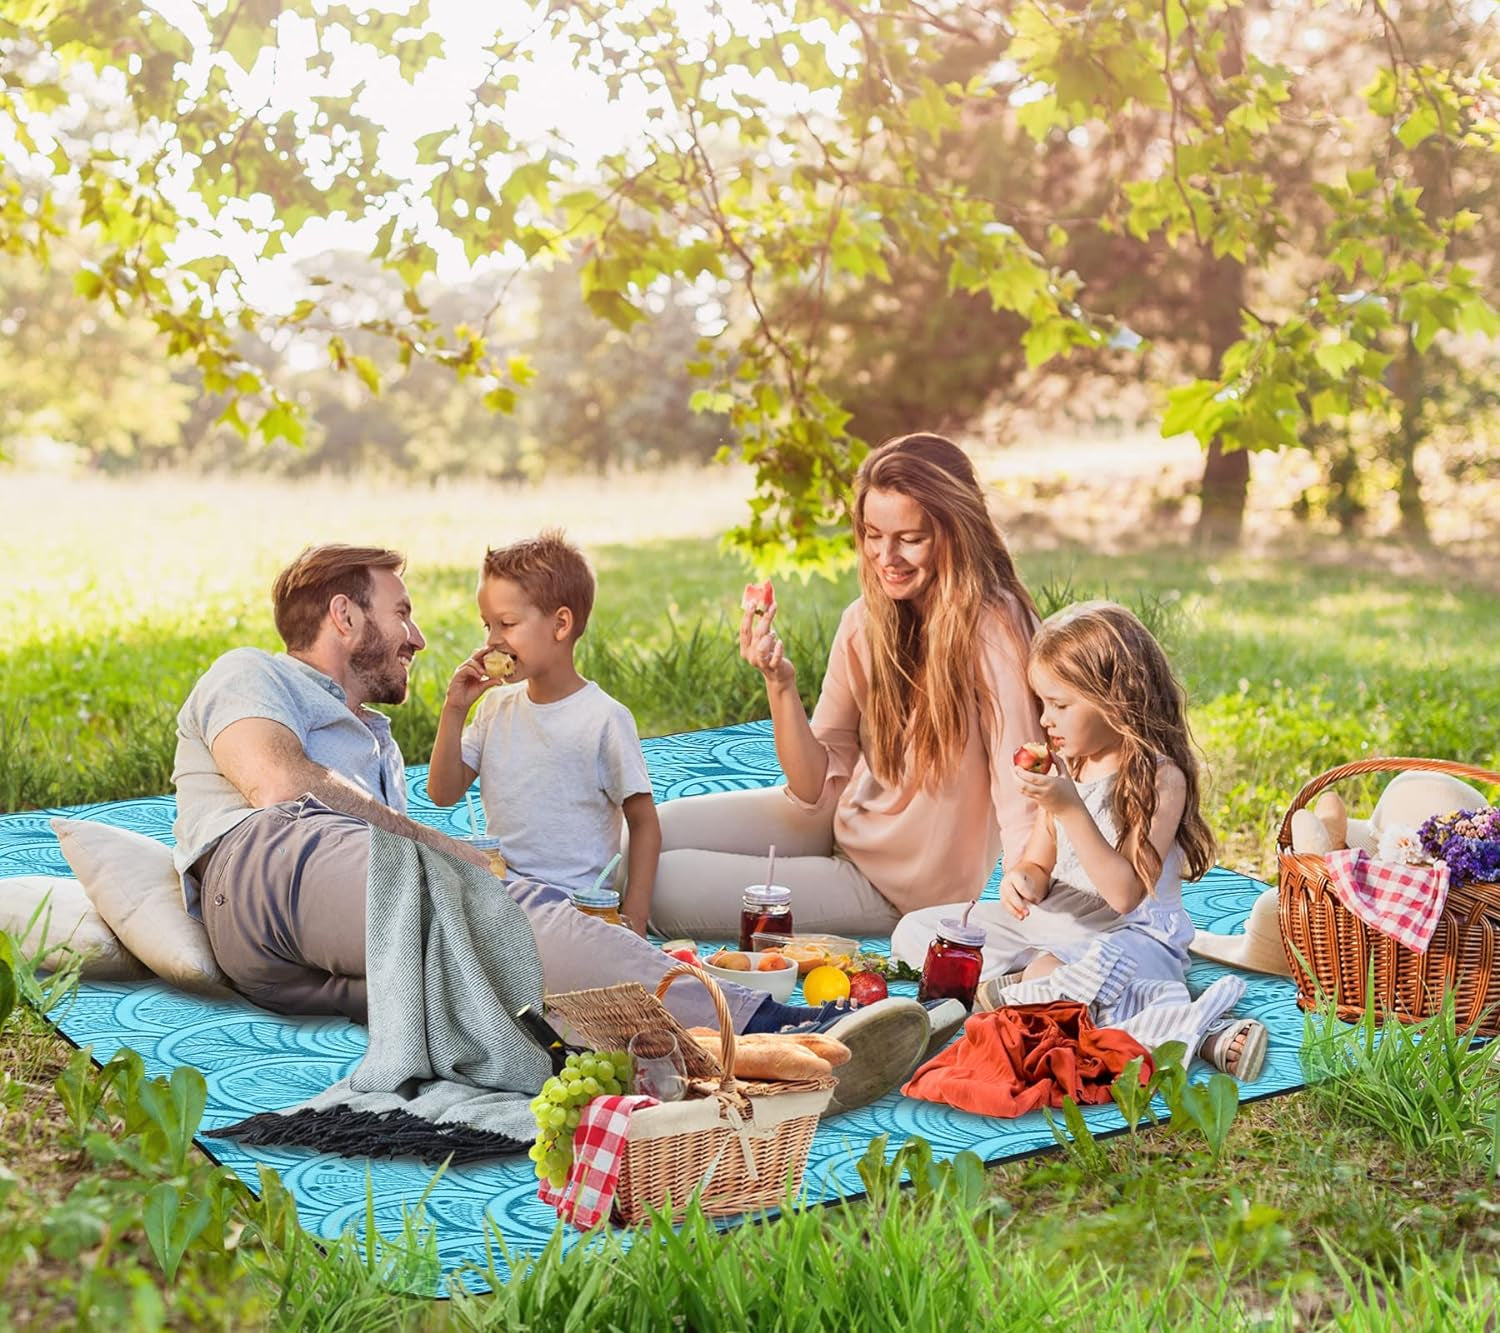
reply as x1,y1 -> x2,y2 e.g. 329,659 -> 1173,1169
0,721 -> 1303,1289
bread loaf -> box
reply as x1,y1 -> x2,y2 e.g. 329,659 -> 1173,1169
685,1028 -> 850,1081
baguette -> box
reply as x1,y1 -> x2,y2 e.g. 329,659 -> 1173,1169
685,1029 -> 849,1081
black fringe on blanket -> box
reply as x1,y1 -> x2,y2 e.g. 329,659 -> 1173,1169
208,1106 -> 532,1166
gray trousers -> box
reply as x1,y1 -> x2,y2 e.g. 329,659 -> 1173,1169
199,796 -> 767,1033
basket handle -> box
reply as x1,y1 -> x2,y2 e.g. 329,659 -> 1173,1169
654,963 -> 737,1095
1277,756 -> 1500,852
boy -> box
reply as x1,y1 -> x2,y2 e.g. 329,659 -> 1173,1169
427,531 -> 661,934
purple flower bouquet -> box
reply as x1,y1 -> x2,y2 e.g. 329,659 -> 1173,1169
1417,807 -> 1500,886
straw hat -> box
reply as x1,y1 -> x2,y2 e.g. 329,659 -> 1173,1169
1188,887 -> 1291,977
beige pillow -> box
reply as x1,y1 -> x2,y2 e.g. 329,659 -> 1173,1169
51,818 -> 231,995
0,874 -> 150,981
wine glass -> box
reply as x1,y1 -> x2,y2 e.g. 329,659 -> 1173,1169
627,1029 -> 688,1103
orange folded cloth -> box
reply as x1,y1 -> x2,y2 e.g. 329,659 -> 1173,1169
901,1001 -> 1152,1118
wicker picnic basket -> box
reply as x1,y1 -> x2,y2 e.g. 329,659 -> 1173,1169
546,964 -> 836,1224
1277,756 -> 1500,1036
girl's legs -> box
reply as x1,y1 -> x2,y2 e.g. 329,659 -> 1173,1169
648,787 -> 899,938
891,889 -> 1118,982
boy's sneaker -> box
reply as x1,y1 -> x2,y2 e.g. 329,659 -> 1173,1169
816,998 -> 931,1116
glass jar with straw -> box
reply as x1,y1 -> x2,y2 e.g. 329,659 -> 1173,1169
571,851 -> 629,926
463,790 -> 507,877
739,843 -> 793,951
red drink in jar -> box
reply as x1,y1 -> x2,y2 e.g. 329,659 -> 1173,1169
739,883 -> 793,951
918,918 -> 987,1008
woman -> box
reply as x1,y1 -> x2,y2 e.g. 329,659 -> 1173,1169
648,433 -> 1046,938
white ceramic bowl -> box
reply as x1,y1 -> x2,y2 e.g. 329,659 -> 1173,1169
697,953 -> 799,1002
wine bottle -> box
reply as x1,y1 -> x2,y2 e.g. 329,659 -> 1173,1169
514,1004 -> 587,1074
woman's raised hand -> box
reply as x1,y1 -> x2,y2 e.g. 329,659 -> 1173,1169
739,599 -> 796,687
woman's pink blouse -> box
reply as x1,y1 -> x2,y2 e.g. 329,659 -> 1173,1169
785,597 -> 1044,913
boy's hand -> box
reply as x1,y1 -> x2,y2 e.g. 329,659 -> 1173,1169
1000,866 -> 1049,920
739,599 -> 795,687
444,648 -> 507,714
1012,754 -> 1085,818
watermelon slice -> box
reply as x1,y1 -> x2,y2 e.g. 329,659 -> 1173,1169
741,579 -> 774,616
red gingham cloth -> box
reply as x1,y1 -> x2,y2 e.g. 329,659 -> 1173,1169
1326,848 -> 1451,953
537,1094 -> 658,1229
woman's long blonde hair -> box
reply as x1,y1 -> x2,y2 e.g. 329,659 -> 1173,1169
855,433 -> 1039,790
1030,601 -> 1215,890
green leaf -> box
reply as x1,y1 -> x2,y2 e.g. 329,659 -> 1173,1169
1395,105 -> 1439,151
258,402 -> 305,448
1310,387 -> 1348,424
350,355 -> 382,396
1016,93 -> 1065,141
1312,339 -> 1364,377
143,1183 -> 213,1282
0,957 -> 14,1033
585,288 -> 644,331
1161,380 -> 1222,440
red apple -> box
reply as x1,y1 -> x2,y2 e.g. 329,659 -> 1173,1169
847,970 -> 889,1005
741,579 -> 774,616
1013,742 -> 1053,773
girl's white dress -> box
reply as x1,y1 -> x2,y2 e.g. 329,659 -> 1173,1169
891,770 -> 1245,1059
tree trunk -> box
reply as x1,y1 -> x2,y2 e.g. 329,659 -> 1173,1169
1196,441 -> 1251,547
1191,8 -> 1250,549
1388,315 -> 1432,545
1192,244 -> 1250,548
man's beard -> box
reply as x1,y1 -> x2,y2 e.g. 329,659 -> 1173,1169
349,622 -> 410,705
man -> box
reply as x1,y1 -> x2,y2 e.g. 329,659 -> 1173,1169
172,544 -> 958,1113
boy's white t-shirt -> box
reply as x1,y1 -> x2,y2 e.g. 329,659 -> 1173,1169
460,680 -> 653,895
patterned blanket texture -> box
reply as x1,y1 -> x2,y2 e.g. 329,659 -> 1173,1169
0,720 -> 1305,1290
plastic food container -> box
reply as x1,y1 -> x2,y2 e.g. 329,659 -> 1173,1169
699,952 -> 800,1002
752,932 -> 861,975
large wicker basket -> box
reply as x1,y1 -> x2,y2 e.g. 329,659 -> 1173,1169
546,964 -> 835,1224
1277,757 -> 1500,1035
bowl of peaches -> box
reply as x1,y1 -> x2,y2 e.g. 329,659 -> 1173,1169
696,947 -> 800,1002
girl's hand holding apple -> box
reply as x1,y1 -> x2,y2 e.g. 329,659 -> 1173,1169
1012,754 -> 1085,817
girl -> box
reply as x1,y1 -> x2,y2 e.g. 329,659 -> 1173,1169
645,432 -> 1046,939
890,600 -> 1267,1080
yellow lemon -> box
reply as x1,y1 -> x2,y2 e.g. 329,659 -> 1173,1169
802,964 -> 852,1006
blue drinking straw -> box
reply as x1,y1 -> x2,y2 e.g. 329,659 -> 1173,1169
592,851 -> 624,894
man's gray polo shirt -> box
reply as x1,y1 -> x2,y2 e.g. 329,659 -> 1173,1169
171,648 -> 406,914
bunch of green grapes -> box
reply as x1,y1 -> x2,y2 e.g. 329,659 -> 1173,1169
528,1049 -> 633,1187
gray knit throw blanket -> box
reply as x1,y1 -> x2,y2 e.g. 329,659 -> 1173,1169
212,827 -> 550,1164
